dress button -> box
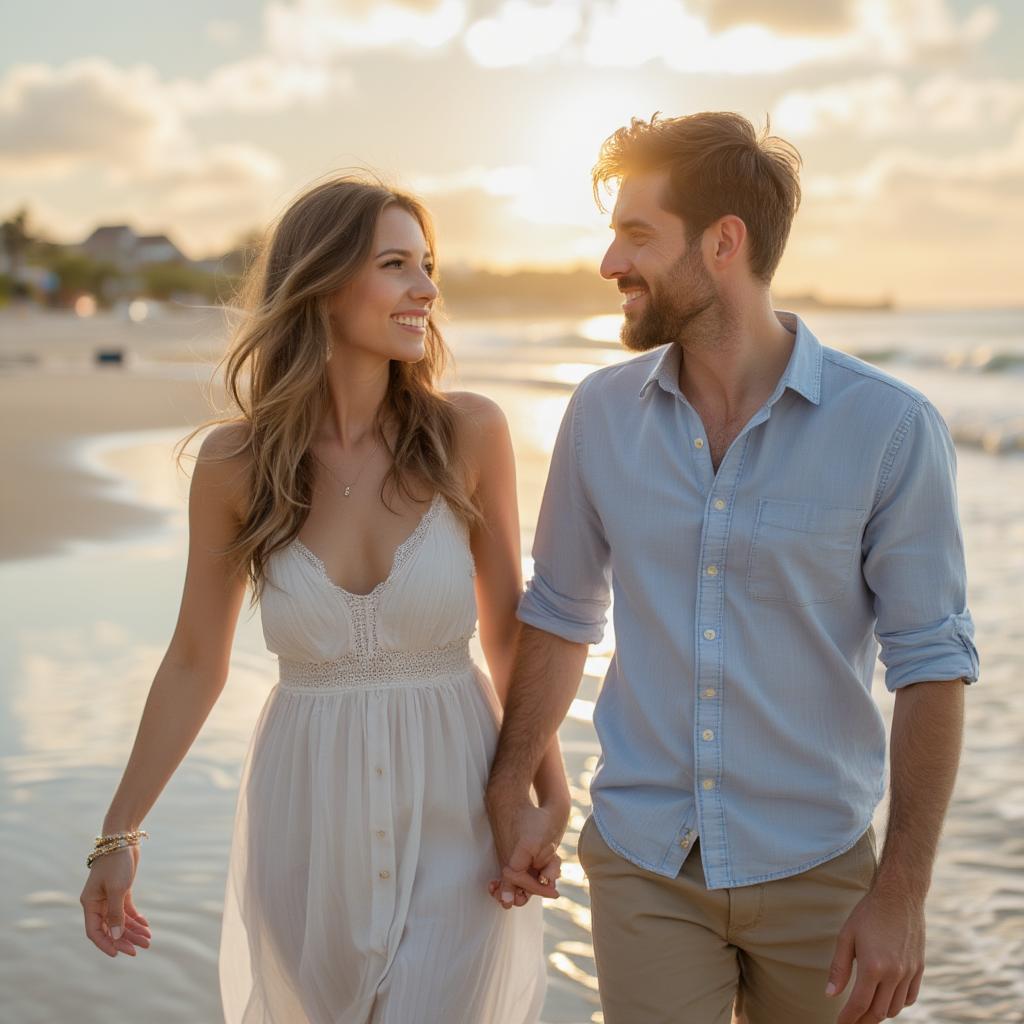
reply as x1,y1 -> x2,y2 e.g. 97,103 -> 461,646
703,629 -> 717,641
694,438 -> 705,449
375,768 -> 384,776
702,779 -> 715,791
706,565 -> 719,576
713,499 -> 726,511
379,870 -> 390,880
703,687 -> 717,698
702,729 -> 714,741
376,830 -> 386,839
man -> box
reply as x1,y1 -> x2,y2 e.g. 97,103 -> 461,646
485,111 -> 978,1024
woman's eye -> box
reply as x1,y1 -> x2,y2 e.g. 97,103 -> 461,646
383,258 -> 403,268
424,265 -> 435,277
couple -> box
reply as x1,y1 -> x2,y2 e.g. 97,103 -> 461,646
81,110 -> 977,1024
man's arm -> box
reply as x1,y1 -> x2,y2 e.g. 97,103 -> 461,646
485,624 -> 589,902
829,678 -> 965,1024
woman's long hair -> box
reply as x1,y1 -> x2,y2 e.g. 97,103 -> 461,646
185,174 -> 479,598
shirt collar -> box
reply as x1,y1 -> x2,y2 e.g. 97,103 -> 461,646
638,310 -> 823,407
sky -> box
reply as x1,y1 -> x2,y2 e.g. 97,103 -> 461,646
1,0 -> 1022,307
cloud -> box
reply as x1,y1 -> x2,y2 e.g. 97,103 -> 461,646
782,120 -> 1024,304
0,58 -> 286,254
463,1 -> 583,68
0,59 -> 185,176
460,0 -> 1001,75
170,55 -> 350,115
143,145 -> 285,253
264,0 -> 467,60
700,0 -> 857,35
773,74 -> 1024,138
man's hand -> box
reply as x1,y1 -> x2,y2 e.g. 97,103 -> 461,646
827,888 -> 926,1023
486,785 -> 568,908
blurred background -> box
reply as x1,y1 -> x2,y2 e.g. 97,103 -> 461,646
1,2 -> 1022,1022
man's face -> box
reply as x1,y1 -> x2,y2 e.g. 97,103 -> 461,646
600,170 -> 717,352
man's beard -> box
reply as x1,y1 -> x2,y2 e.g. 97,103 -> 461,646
620,246 -> 718,353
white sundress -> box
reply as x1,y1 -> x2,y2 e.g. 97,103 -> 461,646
218,494 -> 547,1023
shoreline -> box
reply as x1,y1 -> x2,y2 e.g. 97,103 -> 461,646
0,368 -> 223,562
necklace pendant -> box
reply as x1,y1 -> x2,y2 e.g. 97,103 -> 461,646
343,486 -> 352,497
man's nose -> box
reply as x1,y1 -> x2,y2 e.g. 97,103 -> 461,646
600,243 -> 630,281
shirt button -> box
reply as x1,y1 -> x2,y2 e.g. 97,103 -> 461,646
706,565 -> 719,576
713,499 -> 726,511
694,438 -> 705,449
703,629 -> 716,641
379,870 -> 390,880
680,836 -> 690,849
702,779 -> 716,791
702,729 -> 714,741
702,687 -> 717,698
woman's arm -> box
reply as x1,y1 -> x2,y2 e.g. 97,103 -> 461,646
81,424 -> 251,956
453,393 -> 571,817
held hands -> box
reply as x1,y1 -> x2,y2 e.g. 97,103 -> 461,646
827,887 -> 926,1023
80,846 -> 152,958
486,794 -> 569,909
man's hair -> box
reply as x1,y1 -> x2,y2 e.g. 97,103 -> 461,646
593,111 -> 802,283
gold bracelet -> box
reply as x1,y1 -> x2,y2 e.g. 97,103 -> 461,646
94,829 -> 148,845
87,829 -> 148,869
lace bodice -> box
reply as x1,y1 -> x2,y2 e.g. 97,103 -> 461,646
260,495 -> 478,677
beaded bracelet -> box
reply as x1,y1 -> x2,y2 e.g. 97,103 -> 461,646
87,829 -> 149,869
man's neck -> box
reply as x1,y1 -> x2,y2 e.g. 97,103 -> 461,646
677,301 -> 796,423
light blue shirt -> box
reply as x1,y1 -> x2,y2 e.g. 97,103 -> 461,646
518,312 -> 978,889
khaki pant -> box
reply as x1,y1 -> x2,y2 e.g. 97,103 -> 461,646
578,816 -> 877,1024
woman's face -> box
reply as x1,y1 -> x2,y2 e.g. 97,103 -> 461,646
328,205 -> 439,363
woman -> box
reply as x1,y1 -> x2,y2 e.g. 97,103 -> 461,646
79,176 -> 569,1023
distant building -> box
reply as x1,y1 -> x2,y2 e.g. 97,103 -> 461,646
135,234 -> 185,265
79,225 -> 186,270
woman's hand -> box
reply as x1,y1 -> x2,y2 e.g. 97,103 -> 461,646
487,801 -> 567,908
80,846 -> 151,957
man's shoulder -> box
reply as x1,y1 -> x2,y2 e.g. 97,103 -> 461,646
575,347 -> 666,401
819,345 -> 929,412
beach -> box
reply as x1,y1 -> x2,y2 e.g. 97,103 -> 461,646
1,306 -> 1022,1023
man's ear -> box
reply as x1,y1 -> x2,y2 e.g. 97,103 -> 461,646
709,215 -> 747,269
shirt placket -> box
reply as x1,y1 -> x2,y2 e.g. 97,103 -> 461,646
692,402 -> 775,886
690,421 -> 754,886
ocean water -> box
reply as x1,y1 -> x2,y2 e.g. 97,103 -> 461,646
1,309 -> 1022,1023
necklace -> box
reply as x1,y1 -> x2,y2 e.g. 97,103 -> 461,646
316,437 -> 380,497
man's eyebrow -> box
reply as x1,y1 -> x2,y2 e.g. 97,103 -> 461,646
609,218 -> 656,232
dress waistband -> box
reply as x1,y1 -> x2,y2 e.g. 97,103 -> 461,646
277,637 -> 474,691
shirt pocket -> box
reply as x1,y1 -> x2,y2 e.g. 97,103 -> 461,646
745,498 -> 867,607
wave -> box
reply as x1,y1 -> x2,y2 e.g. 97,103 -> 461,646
946,416 -> 1024,455
855,348 -> 1024,375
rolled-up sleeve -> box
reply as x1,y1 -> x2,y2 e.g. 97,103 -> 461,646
862,399 -> 979,691
517,378 -> 612,644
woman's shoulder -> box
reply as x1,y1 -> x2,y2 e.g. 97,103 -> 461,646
444,390 -> 509,434
443,392 -> 513,494
197,420 -> 253,463
192,420 -> 254,514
